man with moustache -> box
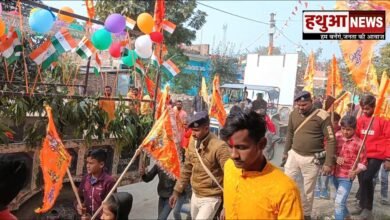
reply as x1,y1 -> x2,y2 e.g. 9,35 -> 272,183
169,111 -> 230,220
283,91 -> 336,220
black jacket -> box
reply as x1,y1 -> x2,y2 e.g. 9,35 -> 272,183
142,165 -> 176,198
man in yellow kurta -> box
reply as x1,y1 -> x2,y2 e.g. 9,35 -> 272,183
220,111 -> 303,219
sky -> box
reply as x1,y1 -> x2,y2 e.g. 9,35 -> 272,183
43,0 -> 389,61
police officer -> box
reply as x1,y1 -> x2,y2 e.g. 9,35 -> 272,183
283,91 -> 336,220
169,111 -> 230,220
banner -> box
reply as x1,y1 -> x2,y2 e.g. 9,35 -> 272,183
35,106 -> 72,213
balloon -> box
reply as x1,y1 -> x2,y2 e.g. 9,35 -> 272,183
29,9 -> 55,34
121,50 -> 138,67
58,6 -> 74,23
105,13 -> 126,33
150,32 -> 163,44
91,28 -> 112,50
9,11 -> 18,15
137,13 -> 154,34
0,20 -> 5,37
135,35 -> 152,52
135,47 -> 152,59
109,42 -> 122,58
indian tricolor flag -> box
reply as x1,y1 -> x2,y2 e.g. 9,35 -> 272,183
93,53 -> 102,75
51,28 -> 77,54
126,17 -> 136,30
7,31 -> 22,64
162,59 -> 180,78
29,40 -> 58,70
0,33 -> 16,58
135,59 -> 145,75
162,20 -> 176,34
151,50 -> 161,67
75,37 -> 96,59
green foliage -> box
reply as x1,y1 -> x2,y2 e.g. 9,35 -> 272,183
108,97 -> 153,151
374,43 -> 390,80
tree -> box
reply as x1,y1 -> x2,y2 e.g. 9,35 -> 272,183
95,0 -> 207,93
374,43 -> 390,80
210,42 -> 240,84
252,46 -> 282,55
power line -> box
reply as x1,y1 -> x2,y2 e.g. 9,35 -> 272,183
274,26 -> 308,54
197,2 -> 269,26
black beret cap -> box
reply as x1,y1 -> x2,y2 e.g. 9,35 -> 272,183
294,91 -> 312,102
188,111 -> 210,128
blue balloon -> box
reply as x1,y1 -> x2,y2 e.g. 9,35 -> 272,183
29,9 -> 56,34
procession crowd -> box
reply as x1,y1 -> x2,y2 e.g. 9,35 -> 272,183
1,90 -> 390,220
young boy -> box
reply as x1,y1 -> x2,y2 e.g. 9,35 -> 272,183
315,112 -> 341,199
101,192 -> 133,220
333,116 -> 367,220
355,94 -> 390,218
77,149 -> 115,217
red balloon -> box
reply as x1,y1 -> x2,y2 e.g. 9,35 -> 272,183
150,32 -> 163,44
109,42 -> 122,58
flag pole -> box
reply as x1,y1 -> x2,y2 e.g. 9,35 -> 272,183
91,147 -> 142,220
66,168 -> 82,208
351,116 -> 374,171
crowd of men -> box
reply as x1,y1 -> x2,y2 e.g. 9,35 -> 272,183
1,90 -> 389,220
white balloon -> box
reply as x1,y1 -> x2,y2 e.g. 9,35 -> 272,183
135,35 -> 152,51
135,48 -> 153,59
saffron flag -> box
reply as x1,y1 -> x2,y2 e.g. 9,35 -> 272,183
75,36 -> 96,59
135,59 -> 145,75
362,64 -> 379,95
145,74 -> 161,102
209,75 -> 227,126
339,40 -> 376,91
155,85 -> 170,120
335,0 -> 384,92
162,20 -> 176,34
153,0 -> 165,32
51,28 -> 77,54
126,17 -> 136,30
326,55 -> 343,97
303,52 -> 315,94
35,106 -> 72,213
201,77 -> 209,105
93,53 -> 101,76
140,108 -> 180,179
374,72 -> 390,119
29,40 -> 58,70
162,59 -> 180,78
85,0 -> 95,24
333,92 -> 352,116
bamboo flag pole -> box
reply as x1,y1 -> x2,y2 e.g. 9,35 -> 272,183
91,148 -> 142,220
351,117 -> 374,171
66,168 -> 82,208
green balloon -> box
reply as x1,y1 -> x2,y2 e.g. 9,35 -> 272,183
91,28 -> 112,50
121,50 -> 138,67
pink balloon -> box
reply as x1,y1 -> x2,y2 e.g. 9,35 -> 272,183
109,42 -> 122,58
150,32 -> 164,44
9,10 -> 18,15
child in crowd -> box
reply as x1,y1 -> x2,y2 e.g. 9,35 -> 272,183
333,116 -> 367,220
77,149 -> 115,217
101,192 -> 133,220
355,94 -> 390,218
315,112 -> 341,199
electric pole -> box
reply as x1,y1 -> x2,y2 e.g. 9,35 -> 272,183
268,13 -> 276,55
